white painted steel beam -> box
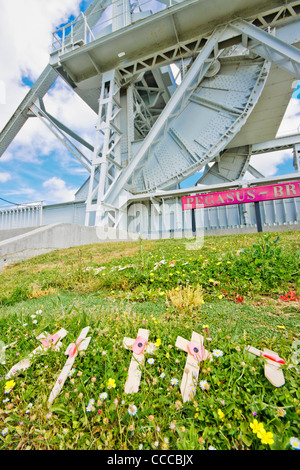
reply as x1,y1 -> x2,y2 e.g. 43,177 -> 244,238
30,103 -> 92,173
230,19 -> 300,77
102,24 -> 228,207
0,65 -> 58,158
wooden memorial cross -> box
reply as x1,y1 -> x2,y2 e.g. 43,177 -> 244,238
48,327 -> 91,404
5,328 -> 68,379
175,331 -> 211,402
246,345 -> 285,387
123,328 -> 156,394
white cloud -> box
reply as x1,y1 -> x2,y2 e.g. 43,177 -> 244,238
276,97 -> 300,137
42,176 -> 76,203
0,172 -> 11,183
0,0 -> 96,204
0,0 -> 83,128
249,96 -> 300,177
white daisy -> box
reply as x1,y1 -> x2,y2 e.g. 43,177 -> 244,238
212,349 -> 224,357
128,404 -> 138,416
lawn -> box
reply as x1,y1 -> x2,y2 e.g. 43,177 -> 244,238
0,231 -> 299,450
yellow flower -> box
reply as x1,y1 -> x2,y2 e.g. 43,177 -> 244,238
257,428 -> 274,445
4,380 -> 15,394
250,419 -> 264,435
218,294 -> 223,299
155,338 -> 162,347
107,378 -> 116,389
217,409 -> 225,419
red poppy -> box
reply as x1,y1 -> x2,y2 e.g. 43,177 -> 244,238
280,291 -> 299,301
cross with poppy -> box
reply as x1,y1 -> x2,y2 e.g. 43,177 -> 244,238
6,328 -> 68,379
48,327 -> 91,404
175,331 -> 211,402
123,328 -> 156,394
246,345 -> 285,387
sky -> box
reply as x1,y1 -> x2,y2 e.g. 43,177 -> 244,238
0,0 -> 300,207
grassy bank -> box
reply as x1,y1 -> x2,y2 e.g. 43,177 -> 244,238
0,231 -> 299,450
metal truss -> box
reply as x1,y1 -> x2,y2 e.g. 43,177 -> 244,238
2,0 -> 300,233
117,1 -> 300,81
29,101 -> 92,172
85,69 -> 123,226
230,19 -> 300,77
103,25 -> 229,207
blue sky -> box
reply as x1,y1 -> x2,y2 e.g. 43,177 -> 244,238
0,0 -> 299,206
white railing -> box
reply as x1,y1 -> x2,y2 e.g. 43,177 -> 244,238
0,202 -> 43,231
51,0 -> 183,53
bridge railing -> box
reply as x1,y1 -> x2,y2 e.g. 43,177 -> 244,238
0,202 -> 43,230
51,0 -> 183,53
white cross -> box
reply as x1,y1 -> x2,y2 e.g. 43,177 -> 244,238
175,331 -> 211,402
48,327 -> 91,404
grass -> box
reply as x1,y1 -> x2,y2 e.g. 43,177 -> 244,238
0,231 -> 299,450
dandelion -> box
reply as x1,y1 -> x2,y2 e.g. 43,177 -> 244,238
147,358 -> 155,365
171,378 -> 179,386
107,378 -> 116,389
4,380 -> 15,394
217,409 -> 225,420
212,349 -> 224,357
290,437 -> 300,450
128,404 -> 138,416
99,392 -> 108,401
155,338 -> 162,347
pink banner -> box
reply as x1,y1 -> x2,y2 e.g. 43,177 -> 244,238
182,181 -> 300,210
